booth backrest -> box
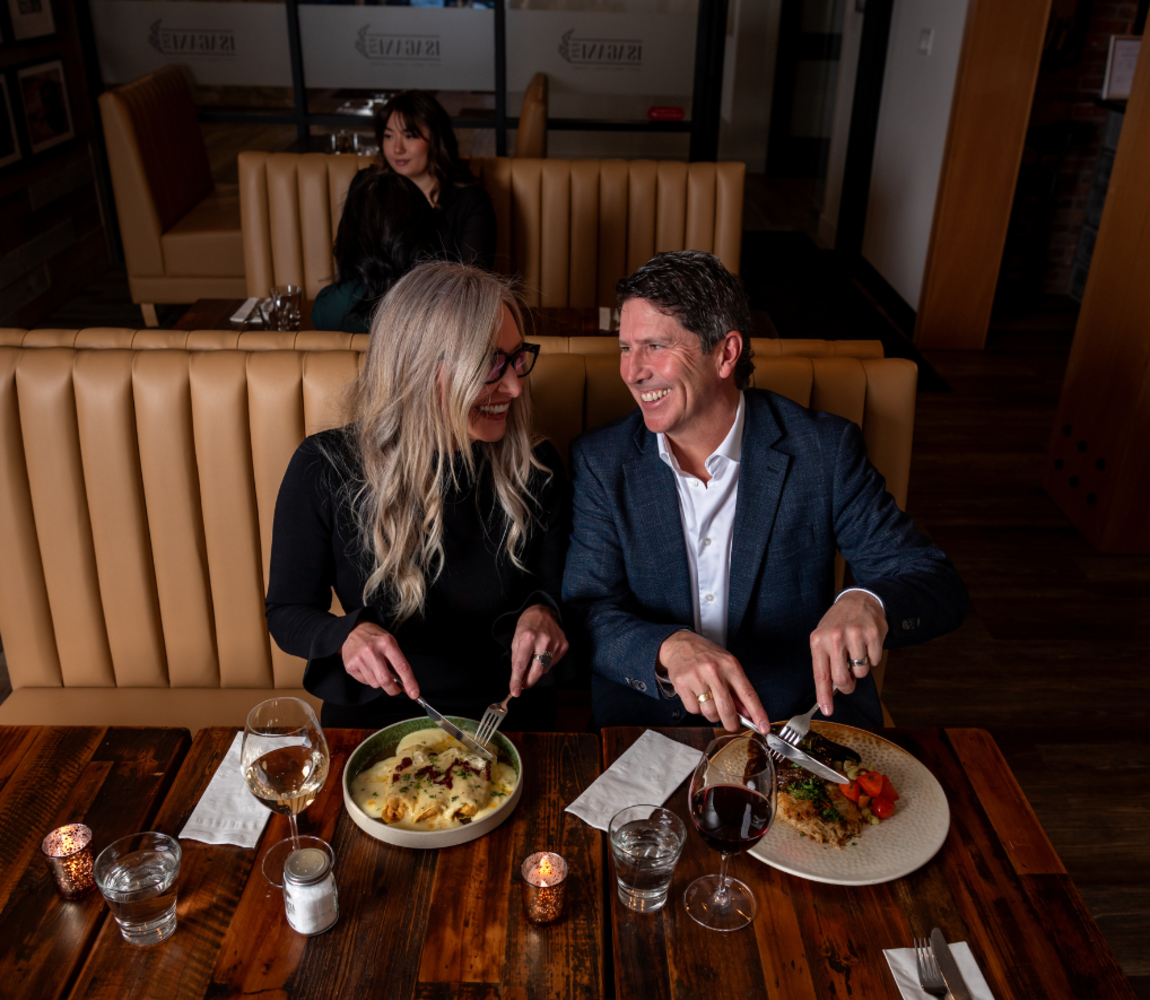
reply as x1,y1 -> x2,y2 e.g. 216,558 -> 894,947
515,73 -> 548,159
99,66 -> 214,279
238,153 -> 745,307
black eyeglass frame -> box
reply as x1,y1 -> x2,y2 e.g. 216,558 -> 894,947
484,342 -> 540,384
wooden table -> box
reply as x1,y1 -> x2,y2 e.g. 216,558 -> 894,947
0,726 -> 190,1000
67,727 -> 603,1000
603,726 -> 1137,1000
174,299 -> 616,338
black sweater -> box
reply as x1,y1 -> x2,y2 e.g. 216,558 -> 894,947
265,430 -> 568,714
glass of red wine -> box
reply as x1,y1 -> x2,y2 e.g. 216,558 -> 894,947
684,732 -> 776,931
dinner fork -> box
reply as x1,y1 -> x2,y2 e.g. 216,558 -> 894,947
914,938 -> 948,997
777,686 -> 839,748
474,692 -> 513,748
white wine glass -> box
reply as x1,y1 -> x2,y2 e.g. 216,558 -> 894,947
684,732 -> 776,931
242,697 -> 330,887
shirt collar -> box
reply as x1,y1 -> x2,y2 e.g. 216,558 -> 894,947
657,391 -> 745,478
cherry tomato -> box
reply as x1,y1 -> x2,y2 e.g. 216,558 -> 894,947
880,774 -> 900,802
871,796 -> 895,819
858,772 -> 884,798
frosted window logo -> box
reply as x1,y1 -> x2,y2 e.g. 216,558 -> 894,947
147,20 -> 236,57
558,29 -> 642,68
355,28 -> 440,62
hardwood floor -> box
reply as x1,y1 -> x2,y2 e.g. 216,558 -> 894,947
890,305 -> 1150,996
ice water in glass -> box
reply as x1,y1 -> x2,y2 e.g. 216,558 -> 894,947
95,832 -> 181,946
609,805 -> 686,912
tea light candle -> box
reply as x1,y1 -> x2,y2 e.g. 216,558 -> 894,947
521,851 -> 568,926
41,823 -> 96,899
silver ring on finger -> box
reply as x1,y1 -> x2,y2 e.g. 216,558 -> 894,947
533,651 -> 553,669
851,657 -> 868,668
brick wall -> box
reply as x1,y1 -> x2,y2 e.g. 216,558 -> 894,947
998,0 -> 1140,301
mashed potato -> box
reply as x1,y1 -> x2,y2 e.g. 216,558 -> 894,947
351,728 -> 517,831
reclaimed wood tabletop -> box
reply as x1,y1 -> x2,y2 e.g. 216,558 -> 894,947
67,727 -> 603,1000
603,726 -> 1138,1000
0,726 -> 190,1000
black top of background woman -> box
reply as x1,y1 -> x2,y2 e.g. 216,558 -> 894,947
372,90 -> 497,270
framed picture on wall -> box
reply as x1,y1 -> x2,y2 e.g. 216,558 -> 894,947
1102,35 -> 1141,100
17,59 -> 72,153
0,78 -> 21,168
6,0 -> 55,42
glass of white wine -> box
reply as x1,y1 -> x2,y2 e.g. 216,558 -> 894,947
242,697 -> 330,887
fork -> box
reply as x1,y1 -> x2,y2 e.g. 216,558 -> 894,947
474,692 -> 513,748
914,937 -> 948,997
776,686 -> 839,748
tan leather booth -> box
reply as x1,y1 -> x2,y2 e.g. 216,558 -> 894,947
239,153 -> 745,308
0,343 -> 914,732
99,67 -> 247,326
515,73 -> 548,159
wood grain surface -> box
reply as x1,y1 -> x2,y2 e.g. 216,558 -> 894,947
0,726 -> 190,1000
603,726 -> 1138,1000
69,727 -> 603,1000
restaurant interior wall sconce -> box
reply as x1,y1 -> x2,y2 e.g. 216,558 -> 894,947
41,823 -> 96,899
521,851 -> 568,926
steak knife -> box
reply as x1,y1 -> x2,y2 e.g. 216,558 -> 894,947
737,714 -> 850,783
417,697 -> 494,761
930,927 -> 974,1000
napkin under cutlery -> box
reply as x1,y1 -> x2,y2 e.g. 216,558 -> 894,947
883,942 -> 996,1000
565,730 -> 702,830
178,732 -> 271,849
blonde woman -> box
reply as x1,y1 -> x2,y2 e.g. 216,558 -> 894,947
266,262 -> 569,729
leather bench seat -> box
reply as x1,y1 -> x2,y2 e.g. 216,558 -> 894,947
0,343 -> 913,732
160,185 -> 245,279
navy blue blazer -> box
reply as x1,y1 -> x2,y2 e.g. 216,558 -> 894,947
561,389 -> 968,730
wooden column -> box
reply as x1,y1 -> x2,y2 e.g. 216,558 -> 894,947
1044,44 -> 1150,553
913,0 -> 1052,350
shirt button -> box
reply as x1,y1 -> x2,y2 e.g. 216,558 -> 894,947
702,538 -> 711,547
705,594 -> 715,602
690,480 -> 699,488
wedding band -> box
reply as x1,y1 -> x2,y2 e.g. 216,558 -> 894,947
697,690 -> 714,704
851,658 -> 868,668
533,651 -> 553,669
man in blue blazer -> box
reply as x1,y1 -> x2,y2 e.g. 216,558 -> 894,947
562,251 -> 968,732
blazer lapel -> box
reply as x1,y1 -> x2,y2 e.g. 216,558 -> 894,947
728,394 -> 790,641
621,421 -> 695,624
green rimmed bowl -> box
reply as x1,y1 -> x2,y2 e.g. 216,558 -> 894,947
342,716 -> 523,849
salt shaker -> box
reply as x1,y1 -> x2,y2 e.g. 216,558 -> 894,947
282,841 -> 338,935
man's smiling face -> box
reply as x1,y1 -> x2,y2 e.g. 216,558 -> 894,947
619,297 -> 736,444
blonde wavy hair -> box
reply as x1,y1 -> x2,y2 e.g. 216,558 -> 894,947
343,261 -> 546,627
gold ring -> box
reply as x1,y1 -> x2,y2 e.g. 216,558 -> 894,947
697,691 -> 714,704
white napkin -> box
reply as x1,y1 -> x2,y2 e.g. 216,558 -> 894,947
883,942 -> 996,1000
565,730 -> 701,830
179,732 -> 271,849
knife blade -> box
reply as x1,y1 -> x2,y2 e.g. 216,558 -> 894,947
931,927 -> 974,1000
736,714 -> 849,783
417,697 -> 494,761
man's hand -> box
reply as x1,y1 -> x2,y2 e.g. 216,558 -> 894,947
809,591 -> 887,715
657,630 -> 770,733
510,604 -> 569,696
341,622 -> 420,698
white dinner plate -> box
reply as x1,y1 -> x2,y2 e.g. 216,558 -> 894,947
749,721 -> 950,885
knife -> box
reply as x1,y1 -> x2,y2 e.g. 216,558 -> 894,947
931,927 -> 974,1000
417,697 -> 494,761
737,714 -> 850,783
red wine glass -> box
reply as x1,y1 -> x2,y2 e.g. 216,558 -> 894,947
684,732 -> 776,931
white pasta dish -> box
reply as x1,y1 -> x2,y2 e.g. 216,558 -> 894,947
350,728 -> 518,832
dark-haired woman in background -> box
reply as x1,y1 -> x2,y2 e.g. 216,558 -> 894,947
373,90 -> 497,270
311,170 -> 435,334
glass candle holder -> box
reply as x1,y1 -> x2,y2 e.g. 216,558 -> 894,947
521,851 -> 567,926
41,823 -> 96,899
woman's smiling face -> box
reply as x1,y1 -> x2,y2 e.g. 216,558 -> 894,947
468,305 -> 525,444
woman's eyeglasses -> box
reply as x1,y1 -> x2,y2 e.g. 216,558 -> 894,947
485,343 -> 540,384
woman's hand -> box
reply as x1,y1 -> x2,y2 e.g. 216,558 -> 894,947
509,604 -> 568,696
341,622 -> 420,699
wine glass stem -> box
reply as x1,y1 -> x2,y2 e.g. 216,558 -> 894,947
288,812 -> 301,851
714,852 -> 732,906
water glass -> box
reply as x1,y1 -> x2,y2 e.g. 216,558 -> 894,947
94,832 -> 182,946
270,284 -> 302,331
608,805 -> 686,913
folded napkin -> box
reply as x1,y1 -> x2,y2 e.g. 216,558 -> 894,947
179,732 -> 271,849
565,730 -> 702,830
883,942 -> 996,1000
